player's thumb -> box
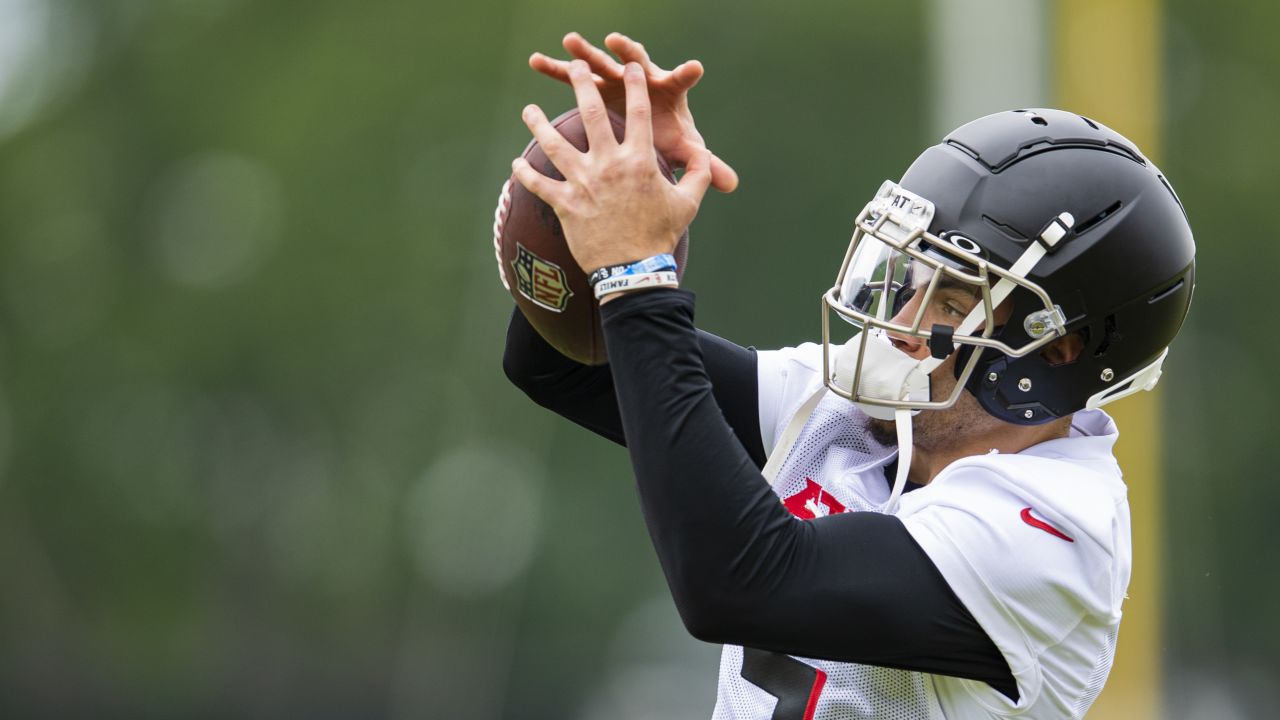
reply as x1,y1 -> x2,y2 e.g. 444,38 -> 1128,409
673,60 -> 704,90
677,147 -> 714,207
709,153 -> 739,193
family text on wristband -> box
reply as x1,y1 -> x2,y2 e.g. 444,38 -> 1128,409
587,253 -> 678,289
592,270 -> 680,300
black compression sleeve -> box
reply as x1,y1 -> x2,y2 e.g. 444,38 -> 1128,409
502,307 -> 766,466
503,307 -> 627,444
599,288 -> 1017,700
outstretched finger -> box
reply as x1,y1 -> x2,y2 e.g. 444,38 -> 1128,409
562,32 -> 625,81
622,63 -> 653,151
567,60 -> 615,149
511,157 -> 566,207
529,53 -> 607,89
605,33 -> 666,77
521,104 -> 579,171
678,147 -> 714,206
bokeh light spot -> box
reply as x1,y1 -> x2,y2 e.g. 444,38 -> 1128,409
577,594 -> 718,720
0,0 -> 93,143
405,443 -> 544,597
150,152 -> 283,288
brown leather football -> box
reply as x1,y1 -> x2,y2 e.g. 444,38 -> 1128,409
493,108 -> 689,365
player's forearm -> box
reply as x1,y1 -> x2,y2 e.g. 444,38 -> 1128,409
600,288 -> 806,620
503,306 -> 627,443
504,304 -> 766,462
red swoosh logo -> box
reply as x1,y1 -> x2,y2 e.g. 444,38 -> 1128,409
1020,507 -> 1074,543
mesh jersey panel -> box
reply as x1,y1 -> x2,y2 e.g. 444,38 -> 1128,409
770,391 -> 897,514
714,645 -> 941,720
1073,627 -> 1118,718
713,391 -> 945,720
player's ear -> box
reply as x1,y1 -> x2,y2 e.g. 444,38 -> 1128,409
1041,332 -> 1085,367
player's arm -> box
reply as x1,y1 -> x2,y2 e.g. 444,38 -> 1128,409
600,289 -> 1017,699
503,306 -> 766,465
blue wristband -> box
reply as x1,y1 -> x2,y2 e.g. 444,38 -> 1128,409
588,253 -> 678,288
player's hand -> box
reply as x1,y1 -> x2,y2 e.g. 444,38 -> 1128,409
530,31 -> 739,193
512,61 -> 713,280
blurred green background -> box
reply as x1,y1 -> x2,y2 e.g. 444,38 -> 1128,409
0,0 -> 1274,718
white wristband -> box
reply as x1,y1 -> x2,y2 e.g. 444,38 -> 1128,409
593,270 -> 680,300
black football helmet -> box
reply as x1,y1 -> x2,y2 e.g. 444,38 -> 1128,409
822,108 -> 1196,425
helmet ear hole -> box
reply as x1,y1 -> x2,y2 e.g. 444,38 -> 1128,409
1041,332 -> 1086,367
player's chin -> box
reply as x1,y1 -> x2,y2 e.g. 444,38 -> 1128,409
867,417 -> 898,447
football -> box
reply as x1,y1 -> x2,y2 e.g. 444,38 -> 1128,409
493,107 -> 689,365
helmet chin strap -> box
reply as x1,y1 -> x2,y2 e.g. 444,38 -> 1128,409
885,408 -> 913,511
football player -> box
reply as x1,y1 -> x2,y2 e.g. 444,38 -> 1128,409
504,32 -> 1195,720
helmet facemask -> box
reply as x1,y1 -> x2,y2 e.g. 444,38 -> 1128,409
822,180 -> 1070,418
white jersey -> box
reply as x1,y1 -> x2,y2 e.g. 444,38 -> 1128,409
711,343 -> 1131,720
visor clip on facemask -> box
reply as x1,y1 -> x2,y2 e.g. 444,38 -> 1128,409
928,324 -> 954,360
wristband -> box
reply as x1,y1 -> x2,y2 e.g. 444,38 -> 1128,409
593,270 -> 680,300
588,253 -> 677,288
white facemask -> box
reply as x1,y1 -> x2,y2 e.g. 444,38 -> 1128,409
831,330 -> 932,420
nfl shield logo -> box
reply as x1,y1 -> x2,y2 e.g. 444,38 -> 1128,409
512,243 -> 573,312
